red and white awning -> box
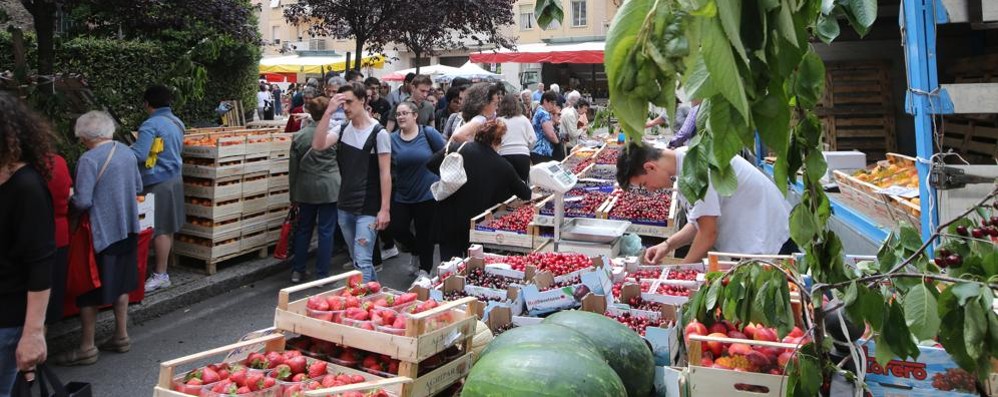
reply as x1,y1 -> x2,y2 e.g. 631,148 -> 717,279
470,42 -> 604,64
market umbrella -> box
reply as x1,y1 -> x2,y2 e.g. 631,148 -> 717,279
259,54 -> 386,74
436,61 -> 503,84
382,64 -> 461,82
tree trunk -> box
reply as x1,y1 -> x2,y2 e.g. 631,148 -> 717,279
354,37 -> 364,72
414,49 -> 422,75
25,1 -> 56,96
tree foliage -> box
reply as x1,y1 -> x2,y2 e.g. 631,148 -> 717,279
388,0 -> 516,68
284,0 -> 399,71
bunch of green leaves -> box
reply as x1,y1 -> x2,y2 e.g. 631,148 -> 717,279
935,211 -> 998,281
533,0 -> 564,30
683,262 -> 798,338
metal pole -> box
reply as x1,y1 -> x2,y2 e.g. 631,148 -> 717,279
900,0 -> 942,243
554,192 -> 565,252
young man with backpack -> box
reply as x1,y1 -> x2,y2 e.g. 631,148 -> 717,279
312,83 -> 392,282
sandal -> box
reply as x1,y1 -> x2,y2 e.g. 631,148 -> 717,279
98,336 -> 131,353
51,347 -> 99,366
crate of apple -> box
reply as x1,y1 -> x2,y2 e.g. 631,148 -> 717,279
685,319 -> 809,375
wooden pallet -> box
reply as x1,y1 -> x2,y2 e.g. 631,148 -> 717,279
819,112 -> 896,161
173,239 -> 274,275
942,116 -> 998,164
821,60 -> 893,108
221,100 -> 246,127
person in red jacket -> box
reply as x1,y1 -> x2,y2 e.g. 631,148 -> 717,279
44,155 -> 71,324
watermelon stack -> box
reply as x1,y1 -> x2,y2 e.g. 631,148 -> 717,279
462,311 -> 655,397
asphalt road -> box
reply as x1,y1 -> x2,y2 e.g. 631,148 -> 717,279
50,252 -> 420,396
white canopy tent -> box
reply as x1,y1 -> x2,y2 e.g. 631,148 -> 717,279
382,64 -> 460,82
436,61 -> 503,83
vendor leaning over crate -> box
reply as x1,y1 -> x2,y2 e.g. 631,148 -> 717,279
131,85 -> 186,292
617,143 -> 794,264
312,82 -> 392,283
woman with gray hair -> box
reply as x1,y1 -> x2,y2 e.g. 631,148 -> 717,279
519,89 -> 533,118
52,111 -> 143,366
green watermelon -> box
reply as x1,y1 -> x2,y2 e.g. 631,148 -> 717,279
480,323 -> 602,359
544,310 -> 655,397
462,345 -> 627,397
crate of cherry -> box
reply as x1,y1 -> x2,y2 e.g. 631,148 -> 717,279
429,266 -> 520,317
153,333 -> 395,397
469,197 -> 548,250
686,321 -> 808,397
533,186 -> 614,227
600,189 -> 677,237
273,272 -> 477,397
516,256 -> 613,316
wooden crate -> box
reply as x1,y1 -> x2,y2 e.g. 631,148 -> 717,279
241,172 -> 270,197
821,61 -> 893,108
942,116 -> 998,164
833,153 -> 921,229
267,206 -> 290,228
243,152 -> 271,174
245,133 -> 272,155
687,334 -> 800,396
184,176 -> 242,201
820,112 -> 896,161
241,229 -> 268,251
275,273 -> 477,364
180,215 -> 241,241
181,134 -> 246,159
270,171 -> 290,190
184,197 -> 242,220
271,133 -> 294,154
173,235 -> 241,261
469,197 -> 546,250
242,193 -> 269,214
182,157 -> 244,179
268,188 -> 291,209
241,210 -> 270,233
152,333 -> 407,397
598,189 -> 677,238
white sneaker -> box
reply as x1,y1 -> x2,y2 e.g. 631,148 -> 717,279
144,273 -> 171,292
381,246 -> 399,260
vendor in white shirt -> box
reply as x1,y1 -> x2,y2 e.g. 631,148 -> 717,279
616,143 -> 794,264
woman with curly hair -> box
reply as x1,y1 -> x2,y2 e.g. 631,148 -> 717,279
449,82 -> 502,143
0,92 -> 57,393
427,119 -> 531,261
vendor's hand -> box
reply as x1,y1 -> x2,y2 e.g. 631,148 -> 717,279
644,241 -> 672,264
16,327 -> 46,375
375,210 -> 390,231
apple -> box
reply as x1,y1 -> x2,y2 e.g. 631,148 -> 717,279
742,323 -> 758,339
778,351 -> 795,367
744,350 -> 771,368
753,327 -> 778,342
705,333 -> 728,357
684,320 -> 708,344
727,330 -> 748,340
728,343 -> 753,356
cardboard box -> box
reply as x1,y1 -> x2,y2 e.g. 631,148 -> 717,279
822,150 -> 867,184
860,339 -> 979,397
520,262 -> 612,316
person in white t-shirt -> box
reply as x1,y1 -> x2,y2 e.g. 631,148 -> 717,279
311,83 -> 391,282
256,85 -> 273,120
616,143 -> 793,264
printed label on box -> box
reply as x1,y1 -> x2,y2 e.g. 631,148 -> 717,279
520,284 -> 583,316
860,339 -> 979,397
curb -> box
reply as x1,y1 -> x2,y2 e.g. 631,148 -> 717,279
46,254 -> 288,355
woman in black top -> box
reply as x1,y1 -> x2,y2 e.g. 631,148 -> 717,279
0,93 -> 57,392
428,119 -> 532,261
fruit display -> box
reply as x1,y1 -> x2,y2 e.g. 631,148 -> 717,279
480,205 -> 534,233
604,311 -> 666,336
464,345 -> 627,397
665,268 -> 700,282
183,135 -> 245,147
852,160 -> 918,189
281,373 -> 369,397
482,252 -> 593,277
606,190 -> 670,224
464,268 -> 521,290
442,290 -> 504,304
571,157 -> 595,174
655,283 -> 692,297
582,166 -> 617,180
539,189 -> 609,217
173,363 -> 236,395
627,267 -> 663,282
201,366 -> 278,396
596,147 -> 621,165
625,296 -> 662,312
544,311 -> 655,397
685,319 -> 808,376
538,275 -> 582,291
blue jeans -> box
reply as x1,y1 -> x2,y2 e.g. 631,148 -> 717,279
292,203 -> 338,278
0,327 -> 22,397
337,210 -> 378,282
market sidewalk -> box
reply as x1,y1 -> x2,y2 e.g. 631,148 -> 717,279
45,248 -> 420,356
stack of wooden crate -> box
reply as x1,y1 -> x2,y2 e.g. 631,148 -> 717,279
817,60 -> 897,161
941,55 -> 998,164
174,128 -> 292,274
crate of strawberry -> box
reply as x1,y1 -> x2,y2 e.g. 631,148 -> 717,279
296,377 -> 411,397
275,271 -> 479,364
155,334 -> 387,397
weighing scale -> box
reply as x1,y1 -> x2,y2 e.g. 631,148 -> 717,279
530,162 -> 631,255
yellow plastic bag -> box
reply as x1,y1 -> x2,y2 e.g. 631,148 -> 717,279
145,137 -> 164,169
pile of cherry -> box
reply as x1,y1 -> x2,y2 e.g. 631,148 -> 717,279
628,268 -> 663,281
442,291 -> 504,303
596,147 -> 621,165
608,191 -> 671,224
484,252 -> 592,277
656,283 -> 692,297
540,190 -> 609,217
571,158 -> 595,174
583,167 -> 616,181
604,311 -> 668,336
464,268 -> 521,290
482,205 -> 535,233
665,268 -> 699,281
626,296 -> 663,312
610,280 -> 655,299
538,275 -> 582,292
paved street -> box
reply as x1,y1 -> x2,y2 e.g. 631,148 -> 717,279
50,252 -> 420,396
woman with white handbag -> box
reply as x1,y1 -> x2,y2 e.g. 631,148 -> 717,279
427,119 -> 531,261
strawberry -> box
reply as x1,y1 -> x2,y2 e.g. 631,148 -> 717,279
369,390 -> 390,397
245,352 -> 269,370
201,366 -> 220,384
236,386 -> 250,394
350,374 -> 365,384
229,367 -> 247,386
271,364 -> 292,380
291,373 -> 307,382
306,296 -> 324,310
265,351 -> 284,368
362,356 -> 382,371
307,361 -> 327,379
185,377 -> 203,386
245,372 -> 264,391
287,356 -> 307,375
343,392 -> 364,397
335,374 -> 353,384
360,322 -> 375,330
392,316 -> 407,329
345,296 -> 360,308
347,274 -> 362,288
321,375 -> 338,388
327,296 -> 344,311
387,360 -> 399,374
397,292 -> 418,305
380,310 -> 397,326
183,368 -> 203,382
338,349 -> 359,363
261,376 -> 276,389
283,350 -> 303,359
366,281 -> 381,293
374,298 -> 389,307
217,368 -> 229,380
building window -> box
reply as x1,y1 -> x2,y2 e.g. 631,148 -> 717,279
572,1 -> 587,27
272,26 -> 280,45
519,5 -> 534,30
269,0 -> 280,8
